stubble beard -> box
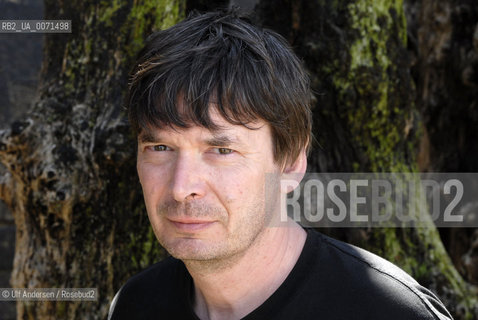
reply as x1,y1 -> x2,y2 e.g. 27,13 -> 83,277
155,198 -> 268,271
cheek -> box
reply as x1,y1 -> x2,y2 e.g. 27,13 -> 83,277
211,167 -> 264,205
137,162 -> 169,201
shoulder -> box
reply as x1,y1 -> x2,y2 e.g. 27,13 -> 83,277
108,257 -> 191,320
305,229 -> 452,320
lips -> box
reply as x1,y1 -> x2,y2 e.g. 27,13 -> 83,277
168,218 -> 215,232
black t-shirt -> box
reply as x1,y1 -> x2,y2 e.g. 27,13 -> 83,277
109,229 -> 452,319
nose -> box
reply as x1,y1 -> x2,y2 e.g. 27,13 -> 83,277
170,151 -> 206,202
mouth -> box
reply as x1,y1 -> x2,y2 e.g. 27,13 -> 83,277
168,219 -> 215,232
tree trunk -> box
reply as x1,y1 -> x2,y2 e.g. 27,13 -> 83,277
406,0 -> 478,294
255,0 -> 476,318
0,1 -> 184,318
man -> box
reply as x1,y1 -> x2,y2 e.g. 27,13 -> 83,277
109,10 -> 452,320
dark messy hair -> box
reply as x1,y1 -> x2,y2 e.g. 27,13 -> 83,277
128,10 -> 312,167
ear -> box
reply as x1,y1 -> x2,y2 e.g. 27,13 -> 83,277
280,150 -> 307,194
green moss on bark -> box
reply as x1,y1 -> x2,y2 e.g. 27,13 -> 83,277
333,0 -> 414,172
123,0 -> 185,60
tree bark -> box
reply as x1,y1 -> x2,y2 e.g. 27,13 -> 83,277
0,1 -> 184,318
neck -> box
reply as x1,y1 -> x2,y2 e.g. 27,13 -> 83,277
185,220 -> 307,320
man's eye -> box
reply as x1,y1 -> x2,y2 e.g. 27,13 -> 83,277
149,145 -> 169,152
216,148 -> 233,155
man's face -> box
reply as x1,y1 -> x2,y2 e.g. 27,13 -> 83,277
136,110 -> 281,262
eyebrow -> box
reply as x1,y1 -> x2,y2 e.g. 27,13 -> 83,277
138,130 -> 244,147
138,130 -> 159,143
204,134 -> 240,147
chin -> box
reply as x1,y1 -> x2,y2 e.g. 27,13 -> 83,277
162,237 -> 226,261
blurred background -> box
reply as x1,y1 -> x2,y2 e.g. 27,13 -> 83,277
0,0 -> 477,319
